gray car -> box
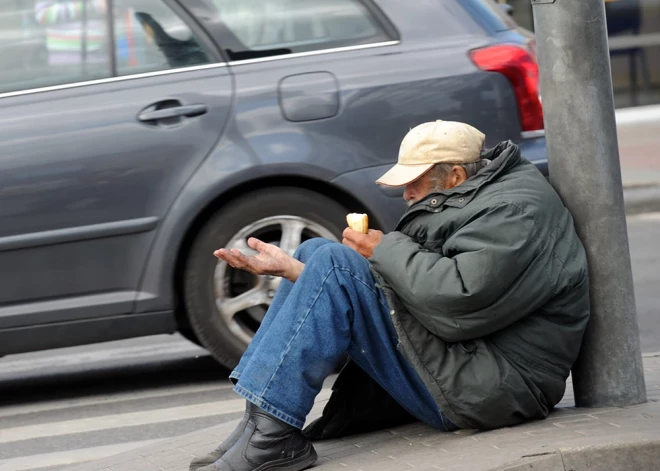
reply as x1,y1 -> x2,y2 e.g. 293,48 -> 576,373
0,0 -> 547,368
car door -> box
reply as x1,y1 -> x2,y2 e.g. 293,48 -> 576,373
0,0 -> 232,330
183,0 -> 496,229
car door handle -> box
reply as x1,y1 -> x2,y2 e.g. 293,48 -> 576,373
138,104 -> 207,122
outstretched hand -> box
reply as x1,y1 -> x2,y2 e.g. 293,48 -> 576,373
214,238 -> 304,282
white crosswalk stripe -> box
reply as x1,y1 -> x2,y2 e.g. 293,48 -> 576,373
1,390 -> 333,445
0,382 -> 234,419
0,440 -> 165,471
0,337 -> 229,470
0,399 -> 246,444
0,342 -> 206,375
0,336 -> 335,471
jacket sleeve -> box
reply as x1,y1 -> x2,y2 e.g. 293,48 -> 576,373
369,203 -> 546,342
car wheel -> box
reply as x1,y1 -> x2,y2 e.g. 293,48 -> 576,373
183,188 -> 347,368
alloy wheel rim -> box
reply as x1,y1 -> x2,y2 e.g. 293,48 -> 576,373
213,215 -> 338,346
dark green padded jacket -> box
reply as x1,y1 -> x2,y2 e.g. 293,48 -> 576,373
368,141 -> 590,430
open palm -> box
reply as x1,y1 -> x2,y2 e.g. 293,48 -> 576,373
214,237 -> 304,282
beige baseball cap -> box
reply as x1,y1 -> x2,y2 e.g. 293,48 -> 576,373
376,120 -> 486,187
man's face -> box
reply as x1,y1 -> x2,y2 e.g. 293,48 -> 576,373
403,172 -> 435,207
403,165 -> 469,207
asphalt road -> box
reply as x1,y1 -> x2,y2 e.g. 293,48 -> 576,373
0,335 -> 235,471
0,213 -> 658,471
627,212 -> 660,354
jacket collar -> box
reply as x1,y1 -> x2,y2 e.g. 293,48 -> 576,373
398,141 -> 522,224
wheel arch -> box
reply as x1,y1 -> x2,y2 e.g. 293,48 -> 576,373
172,174 -> 384,330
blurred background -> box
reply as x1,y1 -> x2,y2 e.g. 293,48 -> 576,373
0,1 -> 658,470
503,0 -> 660,108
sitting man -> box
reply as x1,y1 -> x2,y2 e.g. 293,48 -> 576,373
191,121 -> 590,471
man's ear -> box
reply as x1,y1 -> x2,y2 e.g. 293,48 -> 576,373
448,166 -> 468,188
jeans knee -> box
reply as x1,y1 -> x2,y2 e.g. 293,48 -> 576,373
293,238 -> 336,263
312,242 -> 368,269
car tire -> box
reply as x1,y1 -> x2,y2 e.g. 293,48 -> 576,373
178,327 -> 202,346
183,187 -> 349,369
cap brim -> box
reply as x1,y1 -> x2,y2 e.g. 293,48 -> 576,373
376,163 -> 435,187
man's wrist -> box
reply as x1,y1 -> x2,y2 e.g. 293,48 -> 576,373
285,259 -> 305,283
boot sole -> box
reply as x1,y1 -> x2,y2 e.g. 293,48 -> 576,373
253,442 -> 318,471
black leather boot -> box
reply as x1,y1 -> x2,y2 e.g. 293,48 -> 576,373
198,402 -> 317,471
189,404 -> 250,471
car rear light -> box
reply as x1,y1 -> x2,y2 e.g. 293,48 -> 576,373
469,43 -> 544,132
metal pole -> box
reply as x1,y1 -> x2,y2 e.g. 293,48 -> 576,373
531,0 -> 646,407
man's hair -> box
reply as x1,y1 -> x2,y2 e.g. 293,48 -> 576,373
428,158 -> 489,192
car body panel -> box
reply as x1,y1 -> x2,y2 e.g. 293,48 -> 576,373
0,65 -> 233,333
0,0 -> 549,357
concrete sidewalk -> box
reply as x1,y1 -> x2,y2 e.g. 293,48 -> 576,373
65,354 -> 660,471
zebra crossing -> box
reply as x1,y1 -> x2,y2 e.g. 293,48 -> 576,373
0,336 -> 246,471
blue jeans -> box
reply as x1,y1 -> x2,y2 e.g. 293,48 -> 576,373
230,238 -> 457,432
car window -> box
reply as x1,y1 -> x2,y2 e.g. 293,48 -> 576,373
0,0 -> 212,96
208,0 -> 392,60
113,0 -> 211,76
0,0 -> 112,94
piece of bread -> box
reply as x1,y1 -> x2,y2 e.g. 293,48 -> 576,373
346,213 -> 369,234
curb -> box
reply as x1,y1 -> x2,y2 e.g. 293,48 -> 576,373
493,439 -> 660,471
624,184 -> 660,215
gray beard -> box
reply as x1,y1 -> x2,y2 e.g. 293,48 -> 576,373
406,183 -> 445,207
